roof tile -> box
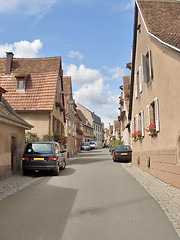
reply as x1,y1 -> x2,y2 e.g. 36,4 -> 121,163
138,0 -> 180,50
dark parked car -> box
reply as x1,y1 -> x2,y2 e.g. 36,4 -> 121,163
22,142 -> 66,175
81,142 -> 91,151
113,145 -> 132,162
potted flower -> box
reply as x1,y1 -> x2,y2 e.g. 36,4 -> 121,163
146,123 -> 157,135
132,129 -> 143,141
136,129 -> 142,140
131,132 -> 137,140
54,134 -> 67,146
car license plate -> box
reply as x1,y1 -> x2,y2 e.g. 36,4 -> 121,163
121,153 -> 127,155
33,158 -> 44,160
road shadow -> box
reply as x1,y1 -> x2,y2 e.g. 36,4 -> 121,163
59,167 -> 76,176
67,151 -> 111,166
0,177 -> 78,240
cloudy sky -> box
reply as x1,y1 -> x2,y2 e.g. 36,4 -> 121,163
0,0 -> 134,127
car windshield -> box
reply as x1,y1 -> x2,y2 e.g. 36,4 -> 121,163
83,142 -> 90,146
25,143 -> 53,154
115,145 -> 132,151
90,141 -> 95,144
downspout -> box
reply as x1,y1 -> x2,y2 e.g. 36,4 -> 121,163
128,3 -> 138,121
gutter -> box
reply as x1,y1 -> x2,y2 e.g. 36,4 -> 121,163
128,3 -> 138,121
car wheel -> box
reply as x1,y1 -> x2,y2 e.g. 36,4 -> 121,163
60,160 -> 66,170
23,169 -> 29,176
54,165 -> 60,176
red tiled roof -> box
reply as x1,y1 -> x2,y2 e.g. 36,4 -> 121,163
0,57 -> 61,111
137,1 -> 180,50
0,97 -> 32,129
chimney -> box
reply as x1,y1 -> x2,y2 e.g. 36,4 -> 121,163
6,52 -> 14,74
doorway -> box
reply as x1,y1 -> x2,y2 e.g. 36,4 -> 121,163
11,137 -> 17,173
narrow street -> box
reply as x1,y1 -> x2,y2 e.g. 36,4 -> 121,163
0,149 -> 179,240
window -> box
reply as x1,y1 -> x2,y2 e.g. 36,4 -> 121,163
141,45 -> 152,85
68,119 -> 71,135
139,110 -> 144,137
57,120 -> 60,134
16,77 -> 25,91
134,66 -> 142,98
146,98 -> 159,132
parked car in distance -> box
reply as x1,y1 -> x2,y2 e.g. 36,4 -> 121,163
81,142 -> 91,151
89,141 -> 97,150
113,145 -> 132,162
22,142 -> 66,176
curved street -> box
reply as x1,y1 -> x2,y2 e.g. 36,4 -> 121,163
0,148 -> 179,240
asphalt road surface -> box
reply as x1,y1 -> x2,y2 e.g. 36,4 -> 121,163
0,149 -> 179,240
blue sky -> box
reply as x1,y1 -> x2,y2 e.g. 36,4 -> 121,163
0,0 -> 135,127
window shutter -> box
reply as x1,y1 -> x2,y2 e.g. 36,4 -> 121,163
135,74 -> 138,98
154,98 -> 160,132
141,110 -> 144,137
132,119 -> 134,134
135,114 -> 139,130
141,54 -> 148,84
146,105 -> 150,134
148,45 -> 152,81
139,66 -> 142,93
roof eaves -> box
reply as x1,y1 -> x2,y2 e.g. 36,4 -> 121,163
136,0 -> 180,53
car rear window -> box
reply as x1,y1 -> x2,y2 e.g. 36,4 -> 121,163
115,145 -> 132,151
25,143 -> 53,154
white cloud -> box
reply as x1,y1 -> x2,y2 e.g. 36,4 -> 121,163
0,39 -> 43,58
65,64 -> 102,85
68,50 -> 84,60
125,0 -> 135,10
65,63 -> 121,126
0,0 -> 57,15
108,67 -> 125,80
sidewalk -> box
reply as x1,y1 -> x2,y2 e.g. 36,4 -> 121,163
121,163 -> 180,238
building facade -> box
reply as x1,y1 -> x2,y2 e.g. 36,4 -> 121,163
0,53 -> 65,140
0,88 -> 32,179
129,0 -> 180,188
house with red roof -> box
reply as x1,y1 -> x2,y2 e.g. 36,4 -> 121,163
0,87 -> 32,179
0,52 -> 65,140
128,0 -> 180,188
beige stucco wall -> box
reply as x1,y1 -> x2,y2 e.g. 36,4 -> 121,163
0,120 -> 25,179
131,11 -> 180,188
19,112 -> 50,139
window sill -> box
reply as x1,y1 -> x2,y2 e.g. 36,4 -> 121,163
16,89 -> 25,92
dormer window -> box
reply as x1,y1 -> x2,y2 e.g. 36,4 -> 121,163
17,78 -> 25,89
16,74 -> 29,92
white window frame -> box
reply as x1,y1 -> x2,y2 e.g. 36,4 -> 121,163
154,98 -> 160,132
138,66 -> 142,93
146,105 -> 151,135
134,74 -> 138,99
135,114 -> 139,131
140,110 -> 144,137
131,119 -> 134,134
